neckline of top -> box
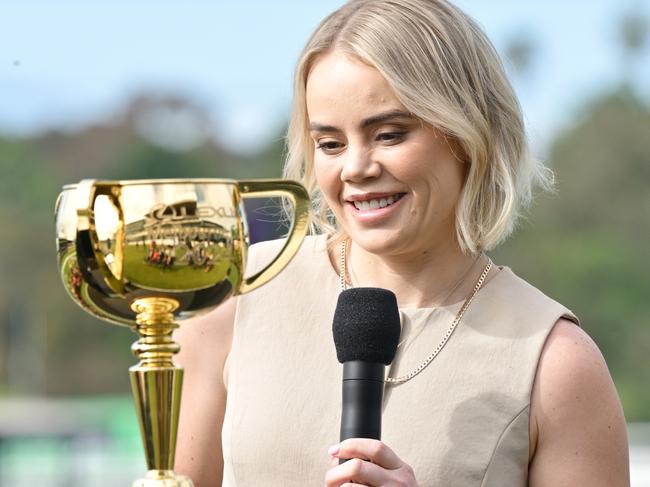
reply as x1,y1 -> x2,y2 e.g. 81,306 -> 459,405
313,233 -> 508,312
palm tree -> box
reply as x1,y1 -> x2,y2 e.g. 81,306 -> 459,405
618,6 -> 649,86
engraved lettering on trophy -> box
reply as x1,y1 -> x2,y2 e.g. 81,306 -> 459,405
145,202 -> 236,228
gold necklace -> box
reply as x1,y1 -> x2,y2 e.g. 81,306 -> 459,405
339,240 -> 493,384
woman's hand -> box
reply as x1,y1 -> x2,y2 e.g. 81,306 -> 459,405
325,438 -> 418,487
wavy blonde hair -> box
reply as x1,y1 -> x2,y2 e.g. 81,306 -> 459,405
283,0 -> 551,253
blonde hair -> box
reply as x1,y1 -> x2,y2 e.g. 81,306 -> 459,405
284,0 -> 551,253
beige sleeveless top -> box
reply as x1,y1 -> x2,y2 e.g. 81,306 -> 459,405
222,235 -> 577,486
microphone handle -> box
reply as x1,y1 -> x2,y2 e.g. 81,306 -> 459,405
340,361 -> 385,442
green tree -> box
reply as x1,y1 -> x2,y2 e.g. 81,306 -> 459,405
493,88 -> 650,420
0,94 -> 286,396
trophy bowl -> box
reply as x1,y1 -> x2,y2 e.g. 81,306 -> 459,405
55,178 -> 310,486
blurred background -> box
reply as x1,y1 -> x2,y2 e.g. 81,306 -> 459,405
0,0 -> 649,485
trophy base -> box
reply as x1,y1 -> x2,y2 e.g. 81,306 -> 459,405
132,470 -> 194,487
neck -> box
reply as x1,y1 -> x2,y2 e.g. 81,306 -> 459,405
346,239 -> 486,308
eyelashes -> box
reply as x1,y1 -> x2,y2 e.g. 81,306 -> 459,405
376,131 -> 406,143
316,141 -> 344,152
315,132 -> 407,154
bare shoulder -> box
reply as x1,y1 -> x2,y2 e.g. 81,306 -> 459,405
529,318 -> 630,486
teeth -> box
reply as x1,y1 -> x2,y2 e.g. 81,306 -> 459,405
353,194 -> 403,211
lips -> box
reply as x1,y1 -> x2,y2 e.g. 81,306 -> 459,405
346,193 -> 406,211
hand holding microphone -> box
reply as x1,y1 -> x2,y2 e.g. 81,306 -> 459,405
326,287 -> 419,486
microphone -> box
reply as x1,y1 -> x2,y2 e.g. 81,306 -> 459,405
332,287 -> 401,447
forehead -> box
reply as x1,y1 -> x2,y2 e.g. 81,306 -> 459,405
305,51 -> 405,120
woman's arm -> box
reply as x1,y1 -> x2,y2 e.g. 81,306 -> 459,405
529,318 -> 630,486
174,297 -> 236,487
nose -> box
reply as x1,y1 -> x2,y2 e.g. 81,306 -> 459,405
340,145 -> 381,183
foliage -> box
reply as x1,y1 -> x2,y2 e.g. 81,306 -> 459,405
492,88 -> 650,420
0,95 -> 283,396
0,87 -> 648,421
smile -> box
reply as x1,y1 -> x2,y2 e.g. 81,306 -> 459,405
350,193 -> 405,211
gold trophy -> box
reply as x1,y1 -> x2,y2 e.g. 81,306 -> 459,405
55,178 -> 309,486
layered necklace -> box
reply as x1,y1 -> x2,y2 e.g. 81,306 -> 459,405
339,240 -> 493,384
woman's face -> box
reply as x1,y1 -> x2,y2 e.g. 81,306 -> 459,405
306,51 -> 467,257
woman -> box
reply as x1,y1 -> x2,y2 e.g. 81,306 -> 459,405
175,1 -> 629,485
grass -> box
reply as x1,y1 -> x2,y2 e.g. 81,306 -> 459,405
122,244 -> 238,291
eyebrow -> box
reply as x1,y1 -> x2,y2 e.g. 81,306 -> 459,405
308,109 -> 414,132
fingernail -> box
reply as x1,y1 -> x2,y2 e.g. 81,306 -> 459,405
328,443 -> 340,455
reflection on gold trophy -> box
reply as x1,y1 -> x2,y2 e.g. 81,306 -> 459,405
55,179 -> 310,486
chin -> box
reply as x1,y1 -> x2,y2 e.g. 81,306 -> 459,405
346,227 -> 411,256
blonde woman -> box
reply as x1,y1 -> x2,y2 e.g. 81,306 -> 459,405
175,1 -> 629,485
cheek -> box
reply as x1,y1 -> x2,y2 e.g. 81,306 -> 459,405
313,159 -> 341,203
387,142 -> 432,177
445,159 -> 467,194
393,147 -> 465,203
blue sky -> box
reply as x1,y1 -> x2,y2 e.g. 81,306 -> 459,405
1,0 -> 649,153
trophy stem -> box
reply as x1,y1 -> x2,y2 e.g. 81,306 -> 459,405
129,297 -> 193,487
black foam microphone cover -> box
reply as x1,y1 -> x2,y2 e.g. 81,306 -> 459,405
332,287 -> 401,445
332,287 -> 401,365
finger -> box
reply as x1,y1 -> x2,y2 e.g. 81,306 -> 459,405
325,457 -> 386,487
333,439 -> 403,469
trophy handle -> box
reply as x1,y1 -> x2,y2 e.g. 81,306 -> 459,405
76,179 -> 125,295
237,180 -> 310,294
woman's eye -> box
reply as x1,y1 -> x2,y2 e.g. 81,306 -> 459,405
316,140 -> 344,153
376,131 -> 406,144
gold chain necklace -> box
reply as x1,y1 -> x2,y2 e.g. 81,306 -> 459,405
339,240 -> 493,384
